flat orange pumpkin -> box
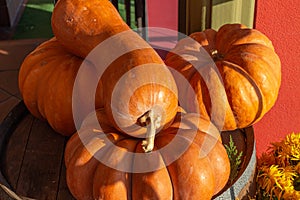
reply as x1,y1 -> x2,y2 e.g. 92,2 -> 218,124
18,38 -> 103,136
64,109 -> 230,200
165,24 -> 281,131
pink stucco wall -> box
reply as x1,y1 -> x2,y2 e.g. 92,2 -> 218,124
146,0 -> 178,31
254,0 -> 300,156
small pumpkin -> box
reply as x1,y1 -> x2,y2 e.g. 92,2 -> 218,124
18,38 -> 103,135
64,108 -> 230,200
165,23 -> 281,131
51,0 -> 179,148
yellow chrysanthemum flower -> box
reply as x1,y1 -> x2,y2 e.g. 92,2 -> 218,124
257,132 -> 300,199
271,132 -> 300,167
282,189 -> 300,200
294,162 -> 300,174
257,165 -> 285,197
258,152 -> 276,167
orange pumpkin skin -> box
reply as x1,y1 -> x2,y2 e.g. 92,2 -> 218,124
18,38 -> 103,136
51,0 -> 178,137
51,0 -> 130,59
64,109 -> 230,200
165,24 -> 281,131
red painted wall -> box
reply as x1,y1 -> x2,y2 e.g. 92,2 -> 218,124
254,0 -> 300,156
146,0 -> 178,31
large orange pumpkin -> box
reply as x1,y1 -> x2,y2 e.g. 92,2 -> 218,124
64,108 -> 230,200
51,0 -> 179,147
18,38 -> 103,136
165,23 -> 281,131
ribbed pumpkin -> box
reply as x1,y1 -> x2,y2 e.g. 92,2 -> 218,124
18,38 -> 103,136
64,108 -> 230,200
51,0 -> 178,149
165,23 -> 281,131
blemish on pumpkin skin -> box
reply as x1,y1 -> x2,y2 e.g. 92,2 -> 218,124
66,17 -> 74,24
40,61 -> 48,66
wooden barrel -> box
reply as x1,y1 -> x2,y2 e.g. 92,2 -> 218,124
0,101 -> 75,200
0,101 -> 256,199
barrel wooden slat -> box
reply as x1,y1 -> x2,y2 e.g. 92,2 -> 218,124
57,145 -> 76,200
15,118 -> 66,199
3,115 -> 34,189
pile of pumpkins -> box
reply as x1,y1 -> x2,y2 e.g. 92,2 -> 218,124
18,0 -> 281,199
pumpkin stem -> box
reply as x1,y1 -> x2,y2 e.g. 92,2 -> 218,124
139,110 -> 161,153
211,49 -> 224,61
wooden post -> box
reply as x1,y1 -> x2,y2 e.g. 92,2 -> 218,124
135,0 -> 145,28
178,0 -> 209,36
111,0 -> 119,11
125,0 -> 131,26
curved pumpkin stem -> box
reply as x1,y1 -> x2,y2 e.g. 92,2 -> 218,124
139,110 -> 161,153
211,49 -> 224,61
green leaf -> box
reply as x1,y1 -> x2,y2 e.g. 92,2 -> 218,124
224,135 -> 243,184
